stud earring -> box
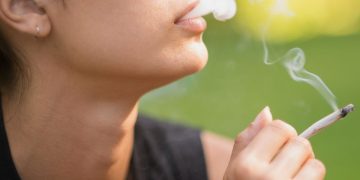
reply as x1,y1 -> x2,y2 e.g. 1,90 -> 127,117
35,25 -> 41,37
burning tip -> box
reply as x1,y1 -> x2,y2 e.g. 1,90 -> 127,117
340,104 -> 355,118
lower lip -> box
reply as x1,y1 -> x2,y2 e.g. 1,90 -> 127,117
175,17 -> 207,33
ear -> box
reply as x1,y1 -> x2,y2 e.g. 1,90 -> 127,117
0,0 -> 51,38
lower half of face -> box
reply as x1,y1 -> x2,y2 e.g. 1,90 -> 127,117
50,0 -> 208,89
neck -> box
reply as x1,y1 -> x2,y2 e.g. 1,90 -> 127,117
2,73 -> 143,179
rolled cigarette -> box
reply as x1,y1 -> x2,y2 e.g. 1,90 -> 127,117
300,104 -> 354,139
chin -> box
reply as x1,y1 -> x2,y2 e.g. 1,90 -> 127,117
143,42 -> 208,89
180,40 -> 209,74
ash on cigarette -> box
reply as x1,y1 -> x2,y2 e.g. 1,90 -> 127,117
340,104 -> 355,118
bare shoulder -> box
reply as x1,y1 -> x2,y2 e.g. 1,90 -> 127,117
201,131 -> 234,180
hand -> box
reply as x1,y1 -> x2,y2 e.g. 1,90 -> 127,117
224,107 -> 326,180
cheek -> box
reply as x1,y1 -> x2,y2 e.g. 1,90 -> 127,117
52,1 -> 208,80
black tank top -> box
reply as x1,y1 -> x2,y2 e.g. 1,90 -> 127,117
0,108 -> 208,180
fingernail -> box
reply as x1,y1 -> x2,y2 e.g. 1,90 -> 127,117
246,107 -> 272,138
253,106 -> 272,127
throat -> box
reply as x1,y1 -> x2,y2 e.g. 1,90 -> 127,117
2,95 -> 139,180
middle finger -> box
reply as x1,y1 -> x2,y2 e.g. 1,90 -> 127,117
270,137 -> 314,177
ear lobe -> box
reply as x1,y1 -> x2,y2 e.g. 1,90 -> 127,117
0,0 -> 51,38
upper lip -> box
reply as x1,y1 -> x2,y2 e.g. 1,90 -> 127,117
175,0 -> 200,23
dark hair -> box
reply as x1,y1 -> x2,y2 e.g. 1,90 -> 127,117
0,29 -> 26,95
0,0 -> 68,95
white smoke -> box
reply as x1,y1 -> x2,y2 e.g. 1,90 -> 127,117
261,0 -> 339,110
181,0 -> 237,21
263,43 -> 338,110
181,0 -> 339,110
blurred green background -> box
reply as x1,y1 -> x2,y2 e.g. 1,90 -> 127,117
140,13 -> 360,180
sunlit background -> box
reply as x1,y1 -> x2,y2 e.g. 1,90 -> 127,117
140,0 -> 360,179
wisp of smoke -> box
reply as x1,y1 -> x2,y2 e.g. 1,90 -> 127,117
263,42 -> 338,110
186,0 -> 339,110
260,0 -> 339,110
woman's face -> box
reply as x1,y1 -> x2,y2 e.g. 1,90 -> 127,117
46,0 -> 208,85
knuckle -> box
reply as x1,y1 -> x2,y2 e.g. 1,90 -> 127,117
292,136 -> 312,150
290,137 -> 315,158
228,152 -> 269,180
233,159 -> 254,177
237,151 -> 256,167
233,153 -> 262,177
311,159 -> 326,175
269,120 -> 298,137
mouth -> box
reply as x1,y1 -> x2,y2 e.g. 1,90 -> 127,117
175,0 -> 201,24
175,0 -> 207,33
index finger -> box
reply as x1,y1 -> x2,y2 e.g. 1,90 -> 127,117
241,120 -> 297,162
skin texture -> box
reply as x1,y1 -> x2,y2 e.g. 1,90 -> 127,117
0,0 -> 325,179
202,132 -> 233,180
222,107 -> 326,180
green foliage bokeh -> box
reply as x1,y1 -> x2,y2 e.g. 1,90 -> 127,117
140,18 -> 360,179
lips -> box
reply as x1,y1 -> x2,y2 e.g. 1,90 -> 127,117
175,17 -> 207,33
175,0 -> 201,24
175,0 -> 207,33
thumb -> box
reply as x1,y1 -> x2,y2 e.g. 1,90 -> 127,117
231,107 -> 273,156
246,106 -> 273,139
